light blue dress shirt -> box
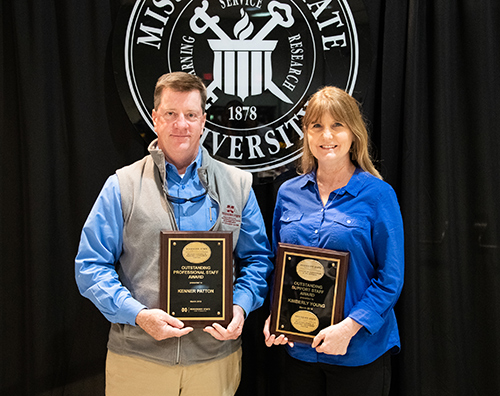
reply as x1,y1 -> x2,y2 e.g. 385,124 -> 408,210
164,149 -> 218,231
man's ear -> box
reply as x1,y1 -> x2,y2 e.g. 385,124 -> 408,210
199,113 -> 207,135
152,109 -> 158,127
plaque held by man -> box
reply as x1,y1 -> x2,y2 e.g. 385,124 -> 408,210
160,231 -> 233,327
270,243 -> 349,344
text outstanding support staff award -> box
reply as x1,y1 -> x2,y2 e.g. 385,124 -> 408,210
160,231 -> 233,327
270,243 -> 349,344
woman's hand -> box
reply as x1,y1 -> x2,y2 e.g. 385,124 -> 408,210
311,317 -> 362,355
263,315 -> 294,347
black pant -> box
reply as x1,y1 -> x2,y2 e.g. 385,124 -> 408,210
284,351 -> 392,396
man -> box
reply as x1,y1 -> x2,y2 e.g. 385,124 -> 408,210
75,72 -> 273,395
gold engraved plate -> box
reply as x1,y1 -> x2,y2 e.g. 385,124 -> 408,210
296,259 -> 325,282
182,242 -> 211,264
290,310 -> 320,333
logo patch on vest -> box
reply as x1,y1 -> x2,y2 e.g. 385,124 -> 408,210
222,204 -> 242,227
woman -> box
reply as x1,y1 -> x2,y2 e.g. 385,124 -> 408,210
264,86 -> 404,395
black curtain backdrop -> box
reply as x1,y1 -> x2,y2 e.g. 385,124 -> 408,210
1,1 -> 499,395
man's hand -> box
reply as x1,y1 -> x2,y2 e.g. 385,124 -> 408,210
311,317 -> 362,355
203,305 -> 245,341
135,309 -> 193,341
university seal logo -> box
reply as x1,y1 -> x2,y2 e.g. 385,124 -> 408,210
113,0 -> 369,173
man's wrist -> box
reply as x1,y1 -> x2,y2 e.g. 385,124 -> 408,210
234,304 -> 246,319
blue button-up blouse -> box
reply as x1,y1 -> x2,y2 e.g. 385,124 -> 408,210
272,167 -> 404,366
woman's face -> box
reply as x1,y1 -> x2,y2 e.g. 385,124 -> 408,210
306,112 -> 354,169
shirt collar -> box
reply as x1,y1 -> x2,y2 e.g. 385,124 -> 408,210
165,147 -> 203,182
301,166 -> 367,197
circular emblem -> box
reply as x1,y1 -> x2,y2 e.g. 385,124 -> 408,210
113,0 -> 369,173
290,310 -> 319,333
296,258 -> 325,282
182,242 -> 211,263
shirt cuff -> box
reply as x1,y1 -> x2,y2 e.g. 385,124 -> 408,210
348,302 -> 385,335
233,290 -> 253,319
120,297 -> 148,326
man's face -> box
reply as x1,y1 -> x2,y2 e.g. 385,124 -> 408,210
152,88 -> 206,173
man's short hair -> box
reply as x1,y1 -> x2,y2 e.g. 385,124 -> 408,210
154,72 -> 207,113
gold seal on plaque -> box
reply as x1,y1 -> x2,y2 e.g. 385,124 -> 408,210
290,310 -> 320,333
182,242 -> 211,264
296,259 -> 325,282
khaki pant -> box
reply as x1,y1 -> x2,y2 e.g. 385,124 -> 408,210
105,348 -> 242,396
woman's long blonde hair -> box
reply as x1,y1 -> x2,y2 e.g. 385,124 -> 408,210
299,86 -> 382,180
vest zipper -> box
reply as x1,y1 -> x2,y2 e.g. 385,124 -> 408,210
176,338 -> 181,364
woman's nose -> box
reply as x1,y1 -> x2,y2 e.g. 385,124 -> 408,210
323,127 -> 334,137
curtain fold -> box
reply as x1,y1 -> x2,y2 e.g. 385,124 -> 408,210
396,1 -> 500,394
